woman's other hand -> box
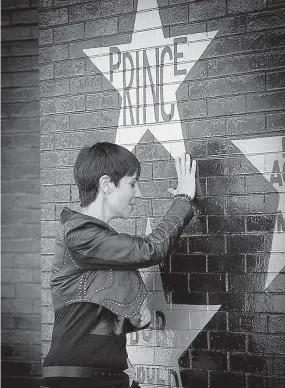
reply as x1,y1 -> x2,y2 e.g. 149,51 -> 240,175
130,304 -> 151,328
168,153 -> 197,200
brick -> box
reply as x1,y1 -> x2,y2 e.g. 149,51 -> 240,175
208,15 -> 246,36
208,95 -> 246,117
227,0 -> 265,14
15,284 -> 40,298
2,132 -> 39,148
2,0 -> 29,6
2,268 -> 33,284
208,253 -> 245,273
41,185 -> 70,203
188,78 -> 226,99
268,49 -> 285,69
2,57 -> 39,73
190,273 -> 225,292
208,215 -> 245,234
188,0 -> 226,22
69,75 -> 101,94
42,238 -> 54,255
267,28 -> 285,49
39,0 -> 52,6
247,215 -> 275,232
68,3 -> 101,23
207,138 -> 240,156
210,372 -> 246,388
1,26 -> 39,41
2,238 -> 40,254
69,38 -> 101,59
118,13 -> 136,33
2,224 -> 40,239
2,101 -> 39,119
54,168 -> 74,185
100,0 -> 134,17
170,20 -> 207,38
41,134 -> 54,151
12,10 -> 38,25
159,4 -> 188,26
267,70 -> 285,90
226,113 -> 265,135
153,161 -> 176,179
55,132 -> 86,149
191,350 -> 227,371
41,221 -> 58,237
14,345 -> 41,361
69,111 -> 101,130
101,32 -> 132,47
247,9 -> 285,31
199,158 -> 225,177
39,44 -> 68,63
41,204 -> 56,220
268,315 -> 285,334
86,91 -> 119,110
267,112 -> 285,132
246,91 -> 285,112
42,307 -> 54,324
39,28 -> 53,46
40,64 -> 53,80
39,8 -> 68,27
1,11 -> 11,26
1,284 -> 15,298
54,23 -> 84,43
135,143 -> 171,162
40,99 -> 55,115
54,59 -> 85,78
55,95 -> 85,113
248,333 -> 285,354
226,73 -> 265,94
180,99 -> 207,119
101,109 -> 119,128
55,150 -> 78,167
40,114 -> 69,133
40,79 -> 69,97
188,235 -> 225,253
227,235 -> 264,253
42,288 -> 52,305
85,17 -> 118,38
229,312 -> 267,332
186,117 -> 226,139
2,40 -> 39,57
2,298 -> 34,314
2,147 -> 40,164
10,71 -> 39,88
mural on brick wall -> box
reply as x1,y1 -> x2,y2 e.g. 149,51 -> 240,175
40,0 -> 285,387
82,1 -> 285,387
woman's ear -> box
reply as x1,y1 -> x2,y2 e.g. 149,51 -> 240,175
99,175 -> 111,194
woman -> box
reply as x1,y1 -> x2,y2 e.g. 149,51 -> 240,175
42,142 -> 197,388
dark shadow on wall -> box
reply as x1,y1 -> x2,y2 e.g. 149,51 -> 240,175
1,0 -> 41,386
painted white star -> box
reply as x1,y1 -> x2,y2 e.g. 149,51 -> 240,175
84,0 -> 218,159
232,136 -> 285,289
126,218 -> 220,387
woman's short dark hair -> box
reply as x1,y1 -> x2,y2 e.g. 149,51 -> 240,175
73,142 -> 141,207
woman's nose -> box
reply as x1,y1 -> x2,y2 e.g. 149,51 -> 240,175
135,184 -> 142,198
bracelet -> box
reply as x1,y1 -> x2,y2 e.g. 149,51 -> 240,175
172,193 -> 193,204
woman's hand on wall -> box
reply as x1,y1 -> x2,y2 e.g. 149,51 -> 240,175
168,153 -> 197,200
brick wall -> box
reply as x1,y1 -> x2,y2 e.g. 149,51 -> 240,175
1,0 -> 41,386
40,1 -> 285,387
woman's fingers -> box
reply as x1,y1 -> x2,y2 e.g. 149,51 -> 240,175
175,156 -> 182,182
190,159 -> 197,177
185,153 -> 190,174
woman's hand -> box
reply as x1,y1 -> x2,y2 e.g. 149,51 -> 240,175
168,153 -> 197,200
130,304 -> 151,328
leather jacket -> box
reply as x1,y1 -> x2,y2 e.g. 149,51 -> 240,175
50,195 -> 195,318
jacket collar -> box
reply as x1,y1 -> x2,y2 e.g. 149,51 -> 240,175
60,206 -> 111,230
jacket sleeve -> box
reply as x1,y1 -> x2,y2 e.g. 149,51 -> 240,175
66,196 -> 195,270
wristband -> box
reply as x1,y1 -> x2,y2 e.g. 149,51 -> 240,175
172,193 -> 193,204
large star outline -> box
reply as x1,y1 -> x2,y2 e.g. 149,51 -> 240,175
84,0 -> 218,159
